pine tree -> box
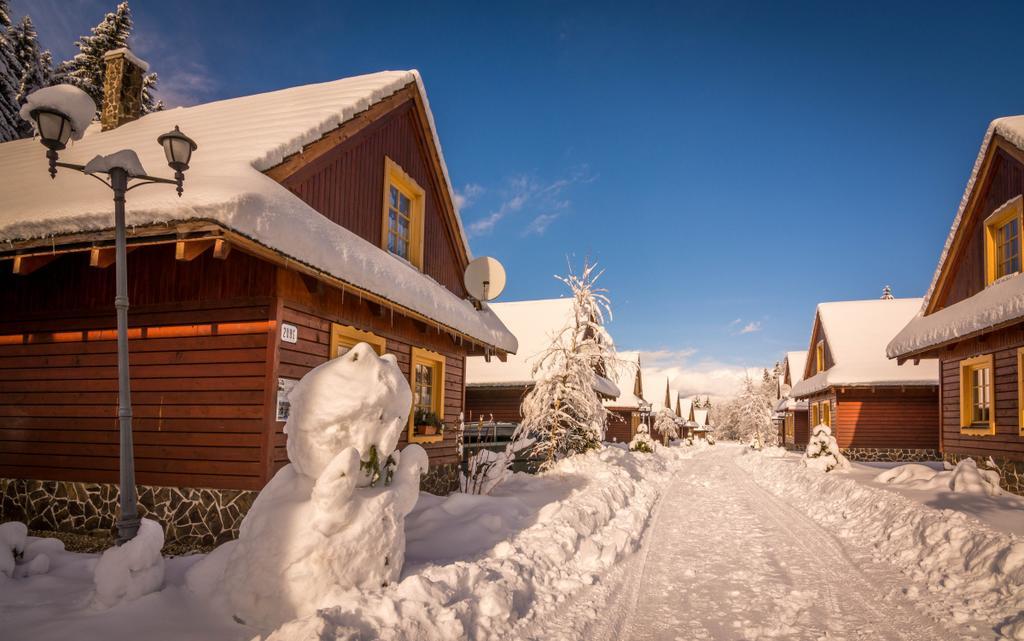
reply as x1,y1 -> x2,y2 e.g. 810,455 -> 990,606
0,0 -> 23,142
58,1 -> 133,109
141,70 -> 162,112
514,261 -> 621,469
9,15 -> 50,137
881,285 -> 894,300
653,408 -> 679,445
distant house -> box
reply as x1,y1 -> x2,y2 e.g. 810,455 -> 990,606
0,61 -> 516,545
691,405 -> 712,440
604,352 -> 647,443
465,298 -> 619,440
790,298 -> 938,461
775,350 -> 809,449
887,117 -> 1024,495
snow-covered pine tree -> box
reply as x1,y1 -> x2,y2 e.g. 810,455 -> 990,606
9,15 -> 51,137
141,70 -> 162,112
57,1 -> 133,109
628,419 -> 655,453
653,407 -> 679,445
0,0 -> 23,142
513,261 -> 620,469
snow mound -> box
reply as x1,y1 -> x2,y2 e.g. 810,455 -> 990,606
19,84 -> 97,142
738,450 -> 1024,634
84,150 -> 148,177
93,518 -> 165,607
876,459 -> 1002,496
195,343 -> 428,630
0,521 -> 27,579
802,424 -> 850,473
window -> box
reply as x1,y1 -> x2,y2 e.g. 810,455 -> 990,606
381,157 -> 425,269
329,323 -> 386,359
821,401 -> 831,427
816,340 -> 825,372
785,413 -> 795,442
811,403 -> 819,426
409,347 -> 445,443
984,196 -> 1024,285
959,354 -> 995,435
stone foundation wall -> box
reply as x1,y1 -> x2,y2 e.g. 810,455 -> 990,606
840,447 -> 941,463
1,478 -> 255,549
944,452 -> 1024,496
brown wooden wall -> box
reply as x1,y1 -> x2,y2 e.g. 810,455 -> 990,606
805,320 -> 834,378
938,145 -> 1024,310
938,326 -> 1024,462
0,245 -> 277,490
793,409 -> 810,447
605,408 -> 636,443
465,386 -> 527,425
281,95 -> 467,298
275,268 -> 468,469
834,388 -> 938,450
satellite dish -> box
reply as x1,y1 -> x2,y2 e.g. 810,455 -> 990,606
464,256 -> 507,303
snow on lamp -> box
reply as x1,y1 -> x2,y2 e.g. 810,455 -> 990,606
21,84 -> 97,178
157,125 -> 197,196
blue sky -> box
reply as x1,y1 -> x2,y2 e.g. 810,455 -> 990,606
16,0 -> 1024,395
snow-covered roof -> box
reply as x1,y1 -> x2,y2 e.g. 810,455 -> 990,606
603,350 -> 645,409
465,298 -> 619,396
791,298 -> 938,398
888,116 -> 1024,358
1,71 -> 516,352
774,396 -> 808,412
693,408 -> 709,426
785,350 -> 808,386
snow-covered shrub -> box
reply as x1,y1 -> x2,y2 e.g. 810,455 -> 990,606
0,521 -> 27,579
652,408 -> 679,445
202,343 -> 430,630
802,424 -> 849,472
629,423 -> 655,453
515,262 -> 622,469
93,518 -> 165,607
875,458 -> 1002,496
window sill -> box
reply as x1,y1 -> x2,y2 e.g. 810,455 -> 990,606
409,433 -> 445,444
960,425 -> 996,436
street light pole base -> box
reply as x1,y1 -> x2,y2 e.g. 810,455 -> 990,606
116,514 -> 141,546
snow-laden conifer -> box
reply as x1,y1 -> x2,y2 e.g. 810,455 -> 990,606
0,0 -> 22,142
9,15 -> 51,137
802,423 -> 850,472
57,1 -> 133,108
653,407 -> 679,445
514,261 -> 620,469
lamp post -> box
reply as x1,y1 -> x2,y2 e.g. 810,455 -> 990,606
638,400 -> 652,433
22,85 -> 197,544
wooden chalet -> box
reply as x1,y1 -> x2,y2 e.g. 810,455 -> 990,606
604,352 -> 647,443
690,404 -> 711,440
887,117 -> 1024,495
464,298 -> 619,438
775,350 -> 809,449
0,61 -> 517,546
790,298 -> 938,462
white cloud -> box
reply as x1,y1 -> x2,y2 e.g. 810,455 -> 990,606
466,167 -> 592,237
453,183 -> 484,210
739,321 -> 761,334
523,212 -> 560,236
628,348 -> 766,402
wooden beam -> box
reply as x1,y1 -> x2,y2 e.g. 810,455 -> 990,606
175,239 -> 214,262
213,238 -> 231,260
12,254 -> 56,275
89,247 -> 116,268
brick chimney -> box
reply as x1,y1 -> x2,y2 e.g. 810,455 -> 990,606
100,47 -> 148,131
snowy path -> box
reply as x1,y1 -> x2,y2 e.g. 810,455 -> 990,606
519,444 -> 972,641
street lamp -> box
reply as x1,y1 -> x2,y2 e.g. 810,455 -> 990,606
22,84 -> 197,544
638,400 -> 652,432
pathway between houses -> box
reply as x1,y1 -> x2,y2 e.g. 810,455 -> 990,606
517,444 -> 972,641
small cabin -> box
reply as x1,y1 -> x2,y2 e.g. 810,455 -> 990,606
775,350 -> 809,449
0,64 -> 516,546
888,117 -> 1024,495
603,352 -> 647,443
791,298 -> 937,462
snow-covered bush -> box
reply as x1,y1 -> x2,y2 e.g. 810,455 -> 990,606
515,262 -> 622,469
875,458 -> 1002,496
189,343 -> 430,630
93,518 -> 165,607
652,408 -> 679,445
802,424 -> 849,473
629,423 -> 655,453
0,521 -> 27,579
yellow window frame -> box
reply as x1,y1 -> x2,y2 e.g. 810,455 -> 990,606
960,354 -> 996,436
409,346 -> 445,444
816,340 -> 825,372
821,401 -> 831,427
984,196 -> 1023,285
381,157 -> 426,270
329,323 -> 386,359
811,403 -> 819,426
785,413 -> 795,441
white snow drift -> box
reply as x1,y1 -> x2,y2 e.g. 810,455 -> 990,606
93,518 -> 165,608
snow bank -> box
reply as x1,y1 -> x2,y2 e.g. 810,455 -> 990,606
802,424 -> 850,473
93,518 -> 165,608
737,451 -> 1024,638
875,458 -> 1003,496
0,521 -> 27,579
19,84 -> 96,142
262,445 -> 690,640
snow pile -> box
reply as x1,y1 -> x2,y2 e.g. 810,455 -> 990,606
262,445 -> 689,641
19,84 -> 97,142
93,518 -> 165,608
802,424 -> 850,473
0,521 -> 27,578
737,451 -> 1024,638
189,343 -> 430,630
875,458 -> 1003,496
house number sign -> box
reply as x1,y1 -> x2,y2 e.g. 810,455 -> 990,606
281,322 -> 298,344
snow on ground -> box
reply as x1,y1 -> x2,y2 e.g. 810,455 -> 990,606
0,444 -> 693,641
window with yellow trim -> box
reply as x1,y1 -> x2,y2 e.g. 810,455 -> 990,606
821,401 -> 831,427
329,323 -> 386,359
960,354 -> 995,435
815,340 -> 825,372
382,157 -> 425,269
409,347 -> 445,443
984,196 -> 1023,285
811,403 -> 819,426
785,413 -> 795,442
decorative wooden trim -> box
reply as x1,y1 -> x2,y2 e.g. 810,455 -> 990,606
380,156 -> 426,270
959,354 -> 996,436
982,195 -> 1023,286
328,323 -> 387,359
409,346 -> 445,444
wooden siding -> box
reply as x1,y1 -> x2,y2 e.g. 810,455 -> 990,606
465,385 -> 527,425
805,318 -> 834,378
834,388 -> 939,450
605,408 -> 637,444
939,329 -> 1024,461
280,96 -> 466,298
793,409 -> 810,447
938,145 -> 1024,310
275,268 -> 468,468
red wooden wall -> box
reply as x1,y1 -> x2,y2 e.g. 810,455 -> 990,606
465,386 -> 527,425
834,388 -> 938,450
